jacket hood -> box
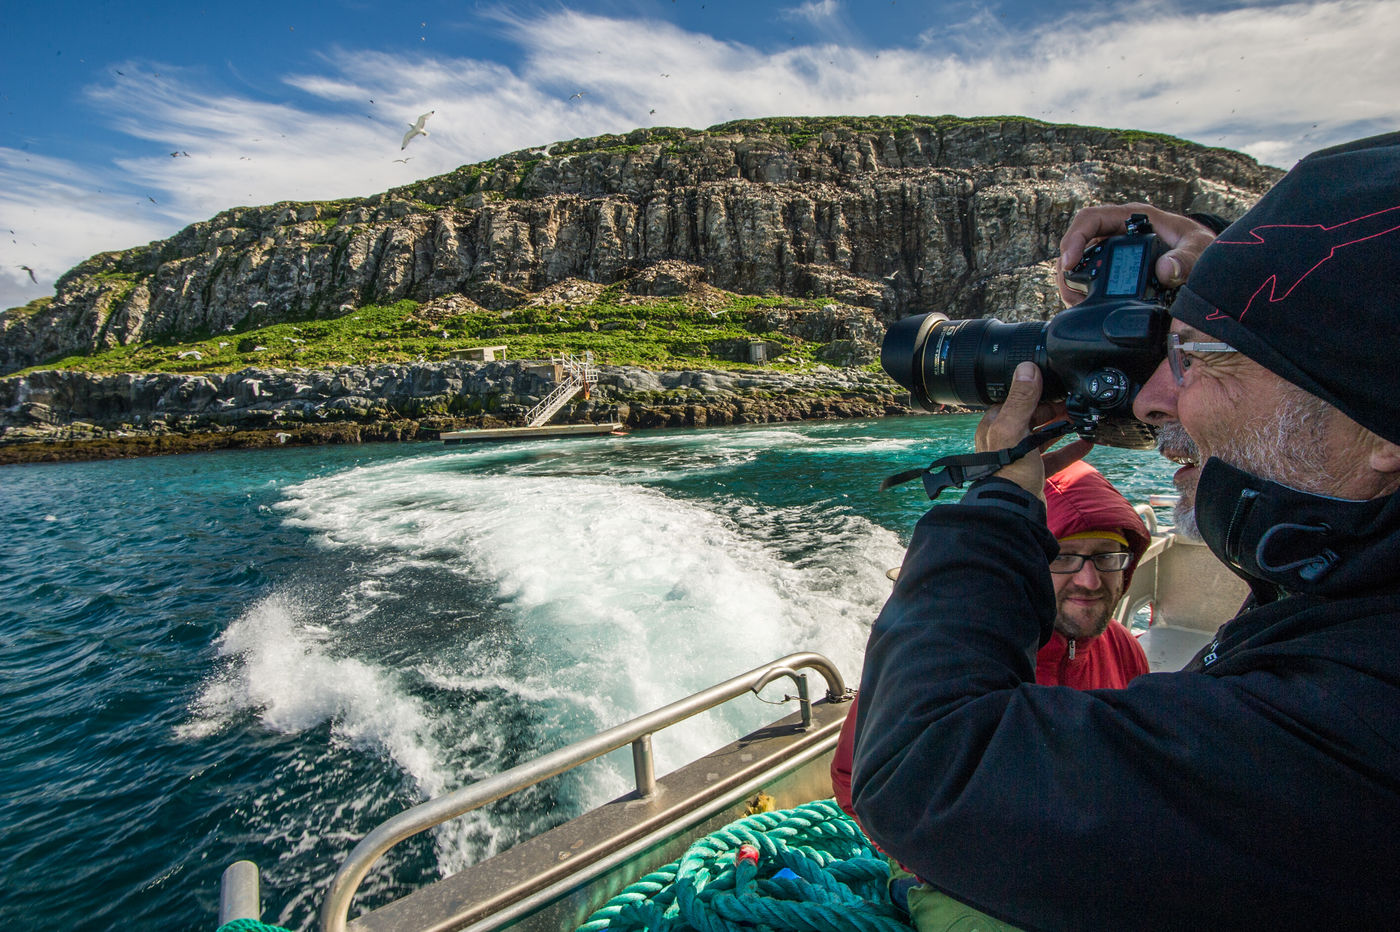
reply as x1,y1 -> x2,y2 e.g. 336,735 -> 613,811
1045,460 -> 1151,587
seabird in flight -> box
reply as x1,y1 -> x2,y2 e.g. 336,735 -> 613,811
402,111 -> 435,149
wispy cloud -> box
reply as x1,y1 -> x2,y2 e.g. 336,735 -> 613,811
783,0 -> 841,25
3,0 -> 1396,311
0,147 -> 176,311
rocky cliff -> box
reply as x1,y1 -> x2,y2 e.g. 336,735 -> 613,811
0,360 -> 908,464
0,116 -> 1281,375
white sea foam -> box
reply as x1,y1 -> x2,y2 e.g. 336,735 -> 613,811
181,589 -> 516,877
180,592 -> 454,793
190,438 -> 906,876
277,462 -> 896,729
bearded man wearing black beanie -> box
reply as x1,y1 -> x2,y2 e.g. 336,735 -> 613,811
850,132 -> 1400,931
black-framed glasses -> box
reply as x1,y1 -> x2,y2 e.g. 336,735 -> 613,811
1048,551 -> 1133,574
1167,332 -> 1237,385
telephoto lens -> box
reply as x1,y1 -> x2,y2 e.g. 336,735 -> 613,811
880,215 -> 1171,450
880,312 -> 1066,410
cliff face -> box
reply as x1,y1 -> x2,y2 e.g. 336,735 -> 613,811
0,360 -> 909,464
0,116 -> 1281,375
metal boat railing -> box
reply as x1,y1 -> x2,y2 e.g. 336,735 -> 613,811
219,860 -> 261,925
318,652 -> 847,932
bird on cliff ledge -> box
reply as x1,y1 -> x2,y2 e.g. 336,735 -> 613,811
402,111 -> 434,150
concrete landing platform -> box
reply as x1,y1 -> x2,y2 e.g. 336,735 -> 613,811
440,422 -> 627,444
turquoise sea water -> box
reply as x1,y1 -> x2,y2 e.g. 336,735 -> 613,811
0,416 -> 1177,931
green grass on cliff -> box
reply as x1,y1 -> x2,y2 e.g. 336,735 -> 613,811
26,292 -> 867,376
3,296 -> 53,320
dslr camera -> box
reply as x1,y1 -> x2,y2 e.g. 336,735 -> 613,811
881,214 -> 1172,449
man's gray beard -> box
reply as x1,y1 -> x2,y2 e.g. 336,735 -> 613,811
1214,389 -> 1337,491
1173,496 -> 1201,540
1154,423 -> 1202,539
1158,389 -> 1336,540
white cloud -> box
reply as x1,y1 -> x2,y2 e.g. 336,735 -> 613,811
0,147 -> 175,312
784,0 -> 841,24
485,1 -> 1396,164
3,0 -> 1396,313
911,0 -> 1400,163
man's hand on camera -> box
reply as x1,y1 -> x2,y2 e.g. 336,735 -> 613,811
1056,203 -> 1217,307
975,362 -> 1049,497
975,364 -> 1094,498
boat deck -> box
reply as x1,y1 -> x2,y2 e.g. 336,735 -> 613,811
348,700 -> 848,932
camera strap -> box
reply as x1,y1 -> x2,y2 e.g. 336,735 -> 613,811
880,420 -> 1077,499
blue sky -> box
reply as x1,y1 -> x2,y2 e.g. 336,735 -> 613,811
3,0 -> 1396,311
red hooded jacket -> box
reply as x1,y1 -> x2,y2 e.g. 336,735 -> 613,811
1037,459 -> 1151,687
832,461 -> 1150,819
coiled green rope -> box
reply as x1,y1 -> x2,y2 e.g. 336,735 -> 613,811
577,799 -> 913,932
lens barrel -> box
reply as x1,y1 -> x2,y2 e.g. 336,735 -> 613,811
882,313 -> 1061,409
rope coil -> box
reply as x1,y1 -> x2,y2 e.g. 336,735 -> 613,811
578,799 -> 912,932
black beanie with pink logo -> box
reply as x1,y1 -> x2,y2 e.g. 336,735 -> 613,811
1168,131 -> 1400,446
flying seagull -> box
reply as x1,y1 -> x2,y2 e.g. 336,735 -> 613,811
402,110 -> 434,149
19,264 -> 37,283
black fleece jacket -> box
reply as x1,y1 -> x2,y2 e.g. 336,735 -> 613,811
851,484 -> 1400,931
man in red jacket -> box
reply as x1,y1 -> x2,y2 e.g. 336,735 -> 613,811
1037,459 -> 1150,688
831,459 -> 1149,820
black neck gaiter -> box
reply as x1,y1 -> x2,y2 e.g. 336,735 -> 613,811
1194,457 -> 1400,600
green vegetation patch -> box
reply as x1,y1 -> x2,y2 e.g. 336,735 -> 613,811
3,296 -> 55,320
19,292 -> 864,376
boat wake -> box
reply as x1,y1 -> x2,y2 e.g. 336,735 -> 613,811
182,444 -> 904,924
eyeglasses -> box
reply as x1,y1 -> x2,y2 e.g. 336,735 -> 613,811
1048,551 -> 1133,574
1167,332 -> 1237,385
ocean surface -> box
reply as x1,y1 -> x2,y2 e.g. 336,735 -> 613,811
0,415 -> 1178,931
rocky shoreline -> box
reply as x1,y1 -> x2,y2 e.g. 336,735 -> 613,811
0,118 -> 1281,466
0,360 -> 921,465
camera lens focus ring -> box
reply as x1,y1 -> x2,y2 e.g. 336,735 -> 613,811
947,321 -> 987,405
1007,325 -> 1047,391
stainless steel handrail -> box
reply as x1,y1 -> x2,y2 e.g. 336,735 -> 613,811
319,652 -> 846,932
219,860 -> 261,924
1133,503 -> 1159,536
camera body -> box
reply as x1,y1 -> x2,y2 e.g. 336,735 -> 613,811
881,214 -> 1172,449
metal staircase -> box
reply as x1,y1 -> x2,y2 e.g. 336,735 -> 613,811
523,352 -> 598,427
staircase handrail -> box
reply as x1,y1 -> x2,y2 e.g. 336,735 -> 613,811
523,352 -> 598,427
